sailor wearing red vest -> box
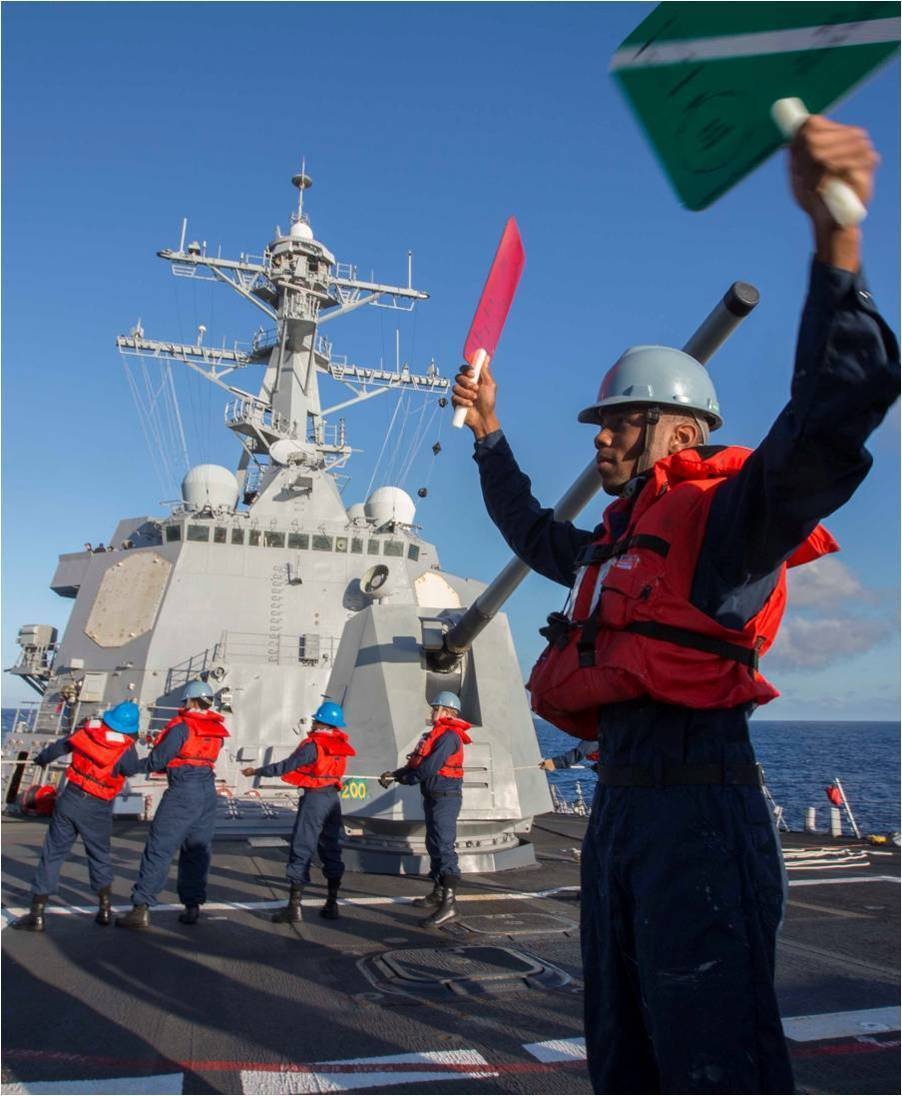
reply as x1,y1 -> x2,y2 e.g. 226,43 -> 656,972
452,119 -> 898,1093
379,692 -> 472,928
12,702 -> 143,932
242,701 -> 355,923
117,680 -> 229,930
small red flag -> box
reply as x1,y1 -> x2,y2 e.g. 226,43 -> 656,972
463,217 -> 525,365
825,785 -> 843,808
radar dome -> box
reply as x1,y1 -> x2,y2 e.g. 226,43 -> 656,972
290,220 -> 314,241
364,487 -> 416,527
269,439 -> 306,465
346,503 -> 367,523
181,465 -> 240,511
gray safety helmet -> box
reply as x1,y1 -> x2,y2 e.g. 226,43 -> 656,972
183,680 -> 214,702
577,346 -> 722,430
430,691 -> 461,712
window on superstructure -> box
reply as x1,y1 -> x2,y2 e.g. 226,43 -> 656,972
384,540 -> 404,558
312,534 -> 333,552
214,527 -> 227,544
288,533 -> 309,550
368,539 -> 380,555
265,531 -> 286,548
351,538 -> 364,554
165,525 -> 182,543
187,525 -> 210,542
249,530 -> 261,546
231,528 -> 245,545
407,544 -> 420,561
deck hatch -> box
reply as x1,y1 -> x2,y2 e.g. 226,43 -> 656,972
363,944 -> 571,997
457,911 -> 577,936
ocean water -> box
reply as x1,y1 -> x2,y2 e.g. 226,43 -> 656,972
536,718 -> 900,836
3,708 -> 898,834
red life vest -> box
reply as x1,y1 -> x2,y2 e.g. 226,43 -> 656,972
66,720 -> 135,801
407,717 -> 472,779
281,729 -> 356,789
158,708 -> 229,768
528,446 -> 838,739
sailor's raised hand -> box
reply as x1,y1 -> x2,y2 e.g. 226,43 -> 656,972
539,758 -> 556,772
452,359 -> 500,439
378,771 -> 395,789
241,767 -> 256,777
790,116 -> 877,270
790,116 -> 878,217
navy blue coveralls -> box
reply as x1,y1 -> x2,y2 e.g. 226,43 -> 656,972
474,261 -> 899,1094
257,743 -> 345,884
131,724 -> 218,908
393,732 -> 462,882
30,736 -> 143,897
549,740 -> 598,770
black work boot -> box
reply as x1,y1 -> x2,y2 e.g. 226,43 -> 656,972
12,895 -> 49,932
412,881 -> 442,909
319,878 -> 341,920
178,904 -> 200,925
115,904 -> 150,930
272,884 -> 303,924
95,886 -> 113,926
420,878 -> 459,928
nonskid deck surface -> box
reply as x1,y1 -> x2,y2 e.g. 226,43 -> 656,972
2,815 -> 898,1095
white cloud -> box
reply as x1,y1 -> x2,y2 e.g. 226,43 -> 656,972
768,614 -> 895,670
785,555 -> 869,607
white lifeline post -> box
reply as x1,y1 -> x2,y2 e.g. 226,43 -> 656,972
834,775 -> 862,840
452,348 -> 489,429
771,98 -> 867,228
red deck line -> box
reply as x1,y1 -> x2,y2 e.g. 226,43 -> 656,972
5,1037 -> 900,1076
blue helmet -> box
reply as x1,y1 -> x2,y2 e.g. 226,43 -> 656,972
430,691 -> 461,712
313,701 -> 346,728
183,680 -> 214,703
102,701 -> 140,736
577,346 -> 723,430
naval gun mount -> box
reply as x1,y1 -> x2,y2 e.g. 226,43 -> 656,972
328,282 -> 760,874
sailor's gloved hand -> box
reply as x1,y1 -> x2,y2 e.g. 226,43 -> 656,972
241,767 -> 256,777
378,771 -> 395,789
539,759 -> 556,772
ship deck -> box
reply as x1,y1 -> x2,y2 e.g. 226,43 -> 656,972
2,814 -> 899,1095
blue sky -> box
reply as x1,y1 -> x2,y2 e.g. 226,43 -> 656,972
3,3 -> 899,719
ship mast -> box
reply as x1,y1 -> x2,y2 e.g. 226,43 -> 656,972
117,168 -> 447,491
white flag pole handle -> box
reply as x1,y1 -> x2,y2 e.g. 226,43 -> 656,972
771,98 -> 867,229
452,347 -> 489,429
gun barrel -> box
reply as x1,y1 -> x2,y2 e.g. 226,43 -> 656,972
430,281 -> 760,669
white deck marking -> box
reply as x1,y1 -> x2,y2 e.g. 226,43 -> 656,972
522,1037 -> 586,1063
4,875 -> 899,928
1,1075 -> 183,1094
0,886 -> 580,928
787,875 -> 900,888
523,1009 -> 901,1064
783,1006 -> 901,1042
240,1050 -> 496,1093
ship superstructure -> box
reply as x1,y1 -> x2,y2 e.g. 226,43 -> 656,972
4,171 -> 551,871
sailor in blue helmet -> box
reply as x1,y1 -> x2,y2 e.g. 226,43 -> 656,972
242,701 -> 355,923
117,680 -> 229,930
452,119 -> 898,1092
379,692 -> 472,928
12,701 -> 143,931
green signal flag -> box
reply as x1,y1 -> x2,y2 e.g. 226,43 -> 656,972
611,2 -> 900,211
